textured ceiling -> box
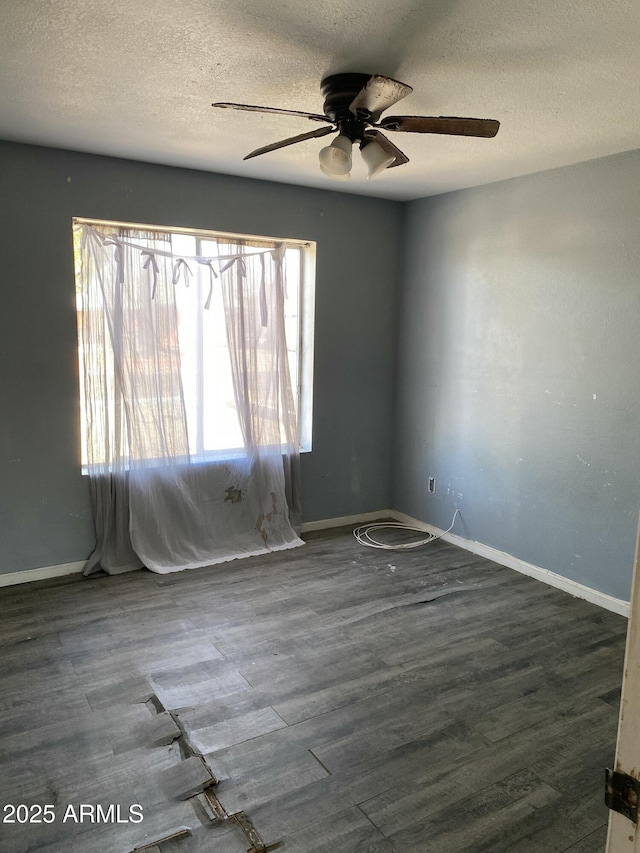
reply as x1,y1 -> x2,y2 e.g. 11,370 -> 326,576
1,0 -> 639,200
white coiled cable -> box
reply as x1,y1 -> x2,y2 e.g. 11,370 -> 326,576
353,507 -> 460,550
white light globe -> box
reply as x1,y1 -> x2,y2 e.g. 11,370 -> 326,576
318,134 -> 352,177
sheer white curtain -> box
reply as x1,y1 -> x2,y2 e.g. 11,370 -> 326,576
77,222 -> 303,575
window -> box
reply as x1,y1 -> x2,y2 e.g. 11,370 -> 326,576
73,219 -> 315,466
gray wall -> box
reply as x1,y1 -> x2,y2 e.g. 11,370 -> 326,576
4,139 -> 640,599
394,149 -> 640,601
0,141 -> 403,575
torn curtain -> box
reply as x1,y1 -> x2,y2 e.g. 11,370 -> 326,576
76,222 -> 303,575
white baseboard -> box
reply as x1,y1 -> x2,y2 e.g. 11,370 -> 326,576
301,509 -> 393,534
0,561 -> 85,588
2,509 -> 631,618
390,509 -> 630,618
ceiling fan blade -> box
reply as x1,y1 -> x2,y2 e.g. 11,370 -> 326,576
212,102 -> 330,124
363,130 -> 409,168
243,125 -> 335,160
349,75 -> 413,121
378,115 -> 500,137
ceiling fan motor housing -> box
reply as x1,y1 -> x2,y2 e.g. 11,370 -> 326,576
321,73 -> 373,142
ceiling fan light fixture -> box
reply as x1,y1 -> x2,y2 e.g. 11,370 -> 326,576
318,134 -> 352,178
361,138 -> 395,179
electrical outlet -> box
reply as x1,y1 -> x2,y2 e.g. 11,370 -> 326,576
428,477 -> 436,493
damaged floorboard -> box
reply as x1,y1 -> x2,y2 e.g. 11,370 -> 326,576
0,526 -> 627,852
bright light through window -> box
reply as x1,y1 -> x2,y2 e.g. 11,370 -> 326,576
74,221 -> 315,466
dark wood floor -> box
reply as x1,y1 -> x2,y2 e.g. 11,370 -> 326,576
0,526 -> 627,852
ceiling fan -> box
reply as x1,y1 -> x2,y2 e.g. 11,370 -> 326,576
212,73 -> 500,181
